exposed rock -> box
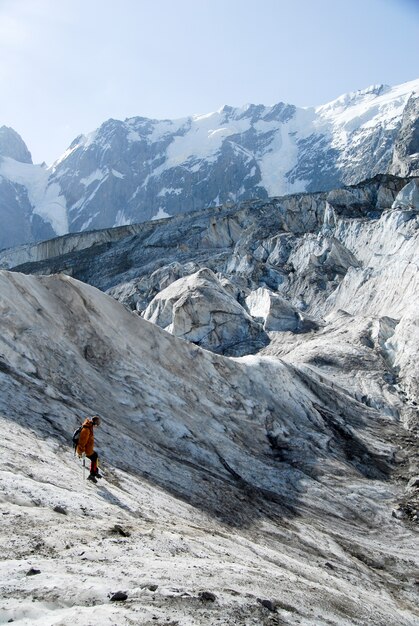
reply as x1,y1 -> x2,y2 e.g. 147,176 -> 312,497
109,591 -> 128,602
53,505 -> 67,515
390,93 -> 419,177
257,598 -> 277,612
199,591 -> 217,602
110,524 -> 131,537
26,568 -> 41,576
0,177 -> 34,250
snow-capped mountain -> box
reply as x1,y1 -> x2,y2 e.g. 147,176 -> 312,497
1,79 -> 418,249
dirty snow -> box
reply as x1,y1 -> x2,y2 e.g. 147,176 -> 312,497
0,269 -> 418,625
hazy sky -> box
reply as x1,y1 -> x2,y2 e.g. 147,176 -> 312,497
0,0 -> 418,164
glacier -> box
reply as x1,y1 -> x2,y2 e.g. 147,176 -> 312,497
0,173 -> 418,624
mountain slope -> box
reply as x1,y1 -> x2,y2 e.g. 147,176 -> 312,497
50,79 -> 419,235
0,127 -> 68,249
1,79 -> 419,249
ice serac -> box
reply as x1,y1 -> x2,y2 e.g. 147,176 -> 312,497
143,268 -> 268,355
245,287 -> 319,333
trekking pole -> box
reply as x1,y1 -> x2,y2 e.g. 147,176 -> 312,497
83,457 -> 86,481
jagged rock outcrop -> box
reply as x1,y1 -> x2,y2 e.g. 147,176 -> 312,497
0,177 -> 34,250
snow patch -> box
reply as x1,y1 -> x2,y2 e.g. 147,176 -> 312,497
114,210 -> 131,227
255,107 -> 315,195
157,187 -> 182,197
80,169 -> 105,187
152,207 -> 171,220
151,113 -> 252,178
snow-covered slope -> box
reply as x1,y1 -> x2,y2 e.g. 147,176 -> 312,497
1,269 -> 418,625
0,157 -> 68,235
1,79 -> 419,249
0,127 -> 67,249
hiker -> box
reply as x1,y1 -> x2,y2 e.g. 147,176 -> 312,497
77,415 -> 102,483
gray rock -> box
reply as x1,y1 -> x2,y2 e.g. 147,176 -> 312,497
407,476 -> 419,490
257,598 -> 277,612
53,505 -> 67,515
390,94 -> 419,177
110,591 -> 128,602
199,591 -> 216,602
26,568 -> 41,576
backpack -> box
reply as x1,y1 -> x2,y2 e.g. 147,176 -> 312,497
72,424 -> 87,453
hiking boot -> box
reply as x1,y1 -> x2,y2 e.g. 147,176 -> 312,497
95,472 -> 103,479
87,474 -> 97,484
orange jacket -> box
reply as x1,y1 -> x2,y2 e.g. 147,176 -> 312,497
77,418 -> 95,456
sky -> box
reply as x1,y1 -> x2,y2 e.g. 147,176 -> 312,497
0,0 -> 418,165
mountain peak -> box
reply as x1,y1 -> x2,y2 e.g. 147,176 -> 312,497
0,126 -> 32,164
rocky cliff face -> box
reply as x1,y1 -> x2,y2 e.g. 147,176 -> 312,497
1,79 -> 419,249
